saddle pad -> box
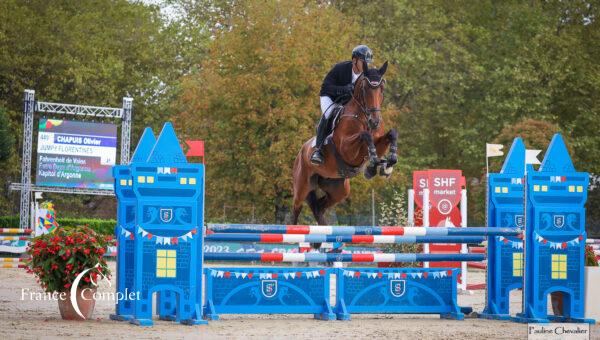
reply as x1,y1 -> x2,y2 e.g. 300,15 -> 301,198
310,106 -> 343,148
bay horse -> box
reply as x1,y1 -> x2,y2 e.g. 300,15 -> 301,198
292,61 -> 398,225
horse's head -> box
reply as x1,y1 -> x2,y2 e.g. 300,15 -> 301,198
353,60 -> 388,130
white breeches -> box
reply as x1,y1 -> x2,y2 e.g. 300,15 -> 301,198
320,96 -> 336,118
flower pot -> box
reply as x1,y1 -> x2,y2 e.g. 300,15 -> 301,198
57,287 -> 96,320
585,266 -> 600,321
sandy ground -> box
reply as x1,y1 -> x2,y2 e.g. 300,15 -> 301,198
1,262 -> 598,340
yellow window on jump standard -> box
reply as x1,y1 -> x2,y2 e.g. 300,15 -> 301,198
156,249 -> 177,278
551,254 -> 567,280
512,253 -> 523,277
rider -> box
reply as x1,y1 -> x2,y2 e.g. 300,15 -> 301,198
310,45 -> 374,165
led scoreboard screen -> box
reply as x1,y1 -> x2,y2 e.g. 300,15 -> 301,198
36,119 -> 117,190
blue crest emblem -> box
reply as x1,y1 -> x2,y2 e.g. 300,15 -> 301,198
160,208 -> 173,223
390,280 -> 406,298
553,215 -> 565,228
261,280 -> 277,298
514,214 -> 524,228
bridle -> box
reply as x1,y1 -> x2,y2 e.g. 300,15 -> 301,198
351,74 -> 385,130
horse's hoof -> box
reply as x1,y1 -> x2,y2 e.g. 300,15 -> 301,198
387,154 -> 397,167
380,165 -> 394,178
364,166 -> 377,179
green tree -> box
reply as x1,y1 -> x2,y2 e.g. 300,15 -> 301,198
177,0 -> 367,222
335,0 -> 600,225
0,0 -> 208,217
0,108 -> 14,162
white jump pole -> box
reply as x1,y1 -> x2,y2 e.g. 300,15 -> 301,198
407,189 -> 415,227
460,188 -> 468,292
423,188 -> 430,268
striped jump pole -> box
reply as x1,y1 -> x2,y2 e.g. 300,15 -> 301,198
0,236 -> 30,241
1,263 -> 27,268
205,234 -> 486,244
0,257 -> 27,263
469,246 -> 487,254
0,228 -> 33,234
204,252 -> 486,263
206,224 -> 521,237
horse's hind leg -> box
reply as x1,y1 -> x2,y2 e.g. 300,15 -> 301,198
292,152 -> 313,225
306,189 -> 328,225
317,178 -> 351,224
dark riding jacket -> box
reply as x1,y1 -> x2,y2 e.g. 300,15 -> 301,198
319,61 -> 354,103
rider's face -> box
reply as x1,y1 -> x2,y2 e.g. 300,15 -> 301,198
352,58 -> 363,73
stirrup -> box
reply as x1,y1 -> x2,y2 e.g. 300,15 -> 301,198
310,149 -> 324,165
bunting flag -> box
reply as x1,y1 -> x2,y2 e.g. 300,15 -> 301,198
340,269 -> 451,280
510,178 -> 523,185
496,236 -> 524,249
118,225 -> 198,244
207,268 -> 325,280
534,232 -> 582,249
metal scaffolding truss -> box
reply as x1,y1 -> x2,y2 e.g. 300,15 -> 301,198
10,183 -> 115,196
36,101 -> 124,118
12,89 -> 132,229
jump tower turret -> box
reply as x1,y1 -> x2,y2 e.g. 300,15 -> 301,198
110,123 -> 206,326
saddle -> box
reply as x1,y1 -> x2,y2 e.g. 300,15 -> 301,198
325,105 -> 344,142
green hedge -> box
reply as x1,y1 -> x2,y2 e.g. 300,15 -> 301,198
0,215 -> 116,236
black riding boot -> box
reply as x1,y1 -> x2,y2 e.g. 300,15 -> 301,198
310,115 -> 330,165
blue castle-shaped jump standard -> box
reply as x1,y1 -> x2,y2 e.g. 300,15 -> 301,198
111,123 -> 206,326
481,137 -> 527,319
515,134 -> 591,323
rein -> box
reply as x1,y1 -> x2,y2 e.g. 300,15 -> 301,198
348,75 -> 385,131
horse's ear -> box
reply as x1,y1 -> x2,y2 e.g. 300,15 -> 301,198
362,60 -> 368,75
379,61 -> 388,76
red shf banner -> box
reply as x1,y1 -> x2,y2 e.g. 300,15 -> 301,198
412,170 -> 466,272
412,170 -> 429,209
426,169 -> 464,227
185,140 -> 204,157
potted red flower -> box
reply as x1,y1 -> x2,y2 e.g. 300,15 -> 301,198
26,226 -> 114,320
584,244 -> 600,320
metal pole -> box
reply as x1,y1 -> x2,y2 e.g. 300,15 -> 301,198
407,189 -> 414,227
19,90 -> 35,230
371,189 -> 375,226
120,97 -> 133,165
423,188 -> 430,268
460,188 -> 468,291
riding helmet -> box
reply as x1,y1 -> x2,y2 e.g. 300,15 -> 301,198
351,45 -> 373,64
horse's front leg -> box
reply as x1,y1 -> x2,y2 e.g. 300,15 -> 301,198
361,131 -> 380,180
374,129 -> 398,177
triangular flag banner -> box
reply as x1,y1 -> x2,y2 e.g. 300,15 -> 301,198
486,143 -> 504,157
526,149 -> 542,165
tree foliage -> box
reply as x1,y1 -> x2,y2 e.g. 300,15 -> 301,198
0,0 -> 207,217
177,0 -> 366,222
